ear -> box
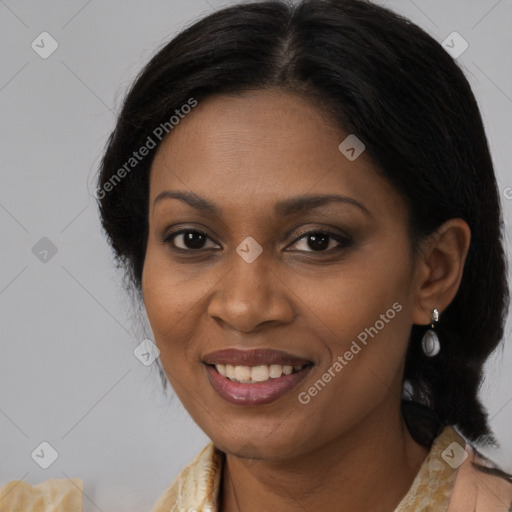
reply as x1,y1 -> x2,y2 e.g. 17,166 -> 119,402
411,218 -> 471,325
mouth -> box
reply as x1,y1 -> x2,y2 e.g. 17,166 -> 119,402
203,348 -> 314,406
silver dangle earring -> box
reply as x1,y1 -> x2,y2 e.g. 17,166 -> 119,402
421,308 -> 440,357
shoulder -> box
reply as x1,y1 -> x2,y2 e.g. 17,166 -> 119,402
448,443 -> 512,512
151,442 -> 223,512
0,477 -> 83,511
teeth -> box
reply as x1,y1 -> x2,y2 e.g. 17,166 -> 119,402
251,365 -> 269,382
213,363 -> 306,383
269,364 -> 283,378
234,365 -> 251,381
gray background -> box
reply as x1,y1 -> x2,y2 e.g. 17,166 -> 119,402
1,1 -> 511,511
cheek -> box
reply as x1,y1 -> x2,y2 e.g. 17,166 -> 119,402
142,255 -> 205,410
299,242 -> 411,343
141,244 -> 224,402
142,243 -> 206,332
295,240 -> 413,400
141,247 -> 196,364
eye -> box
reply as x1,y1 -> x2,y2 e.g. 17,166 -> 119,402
287,229 -> 352,253
162,229 -> 220,251
161,228 -> 351,254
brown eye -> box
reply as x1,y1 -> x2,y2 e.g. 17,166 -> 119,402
163,230 -> 220,251
288,230 -> 352,253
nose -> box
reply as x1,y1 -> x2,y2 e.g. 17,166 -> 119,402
206,249 -> 295,333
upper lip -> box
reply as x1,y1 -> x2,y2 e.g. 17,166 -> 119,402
203,348 -> 312,367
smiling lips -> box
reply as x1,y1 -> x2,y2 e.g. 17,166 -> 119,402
203,348 -> 313,405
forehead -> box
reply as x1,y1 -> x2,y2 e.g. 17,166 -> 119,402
148,89 -> 403,219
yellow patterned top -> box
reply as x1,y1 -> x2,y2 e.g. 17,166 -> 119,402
0,478 -> 83,511
1,426 -> 511,511
151,425 -> 512,512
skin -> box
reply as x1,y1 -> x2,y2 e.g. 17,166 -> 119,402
141,89 -> 471,512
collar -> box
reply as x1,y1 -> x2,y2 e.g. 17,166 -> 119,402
151,425 -> 466,512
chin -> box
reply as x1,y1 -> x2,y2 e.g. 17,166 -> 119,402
207,423 -> 313,461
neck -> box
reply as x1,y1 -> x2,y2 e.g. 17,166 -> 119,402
220,406 -> 429,512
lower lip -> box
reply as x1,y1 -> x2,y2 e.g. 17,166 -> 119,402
205,364 -> 312,406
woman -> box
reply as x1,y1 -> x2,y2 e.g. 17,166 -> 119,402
96,0 -> 512,510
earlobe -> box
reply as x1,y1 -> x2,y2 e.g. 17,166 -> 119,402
411,218 -> 471,325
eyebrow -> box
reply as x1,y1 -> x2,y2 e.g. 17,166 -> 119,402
153,190 -> 370,217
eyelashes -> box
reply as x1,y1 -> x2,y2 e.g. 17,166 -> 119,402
290,229 -> 352,252
160,228 -> 352,255
162,229 -> 219,251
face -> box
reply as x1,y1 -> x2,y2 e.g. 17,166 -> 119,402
142,89 -> 418,460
